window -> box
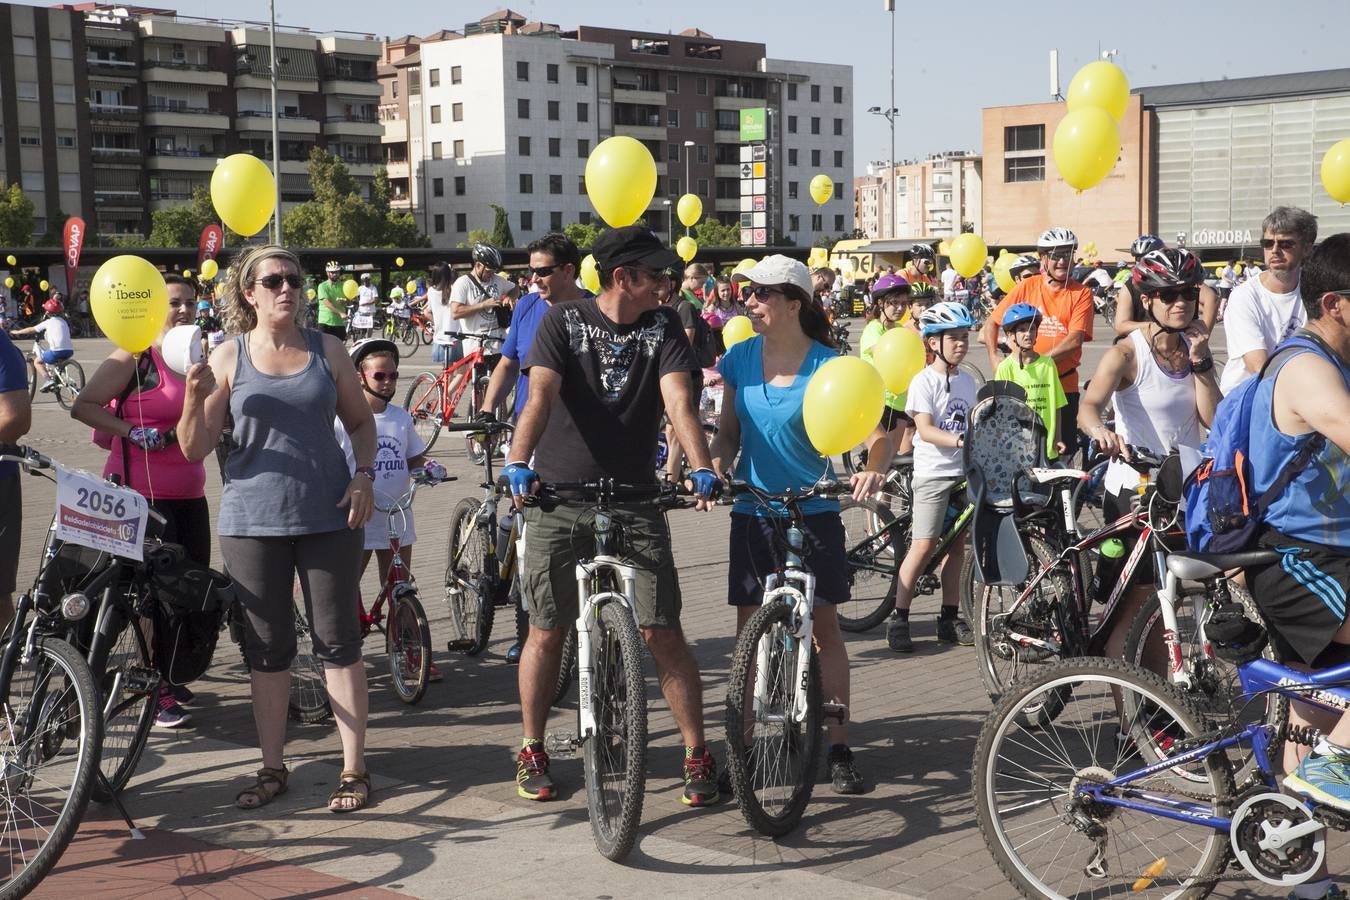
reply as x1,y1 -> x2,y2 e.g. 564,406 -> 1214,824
667,108 -> 680,128
434,213 -> 445,233
576,66 -> 588,85
789,214 -> 800,232
56,134 -> 75,149
1004,124 -> 1046,182
50,38 -> 71,59
810,117 -> 820,135
576,102 -> 588,122
433,177 -> 444,197
1005,124 -> 1044,152
811,213 -> 823,230
549,174 -> 562,194
668,143 -> 680,163
392,81 -> 399,99
695,109 -> 708,129
577,138 -> 589,157
833,118 -> 842,136
19,133 -> 40,147
833,150 -> 844,168
788,182 -> 798,199
788,148 -> 798,166
1005,156 -> 1045,182
429,68 -> 440,87
667,74 -> 679,93
787,83 -> 797,101
697,145 -> 708,164
454,176 -> 465,195
834,181 -> 843,199
550,211 -> 563,231
834,214 -> 844,231
833,85 -> 843,104
698,177 -> 708,195
519,173 -> 533,193
696,76 -> 707,95
547,63 -> 559,83
669,177 -> 681,197
452,102 -> 463,122
430,105 -> 442,124
810,149 -> 821,167
578,175 -> 586,194
13,36 -> 34,55
455,212 -> 467,231
810,84 -> 820,102
580,211 -> 592,225
53,84 -> 75,103
16,82 -> 37,101
21,172 -> 41,192
787,115 -> 797,134
548,137 -> 560,157
517,98 -> 530,119
517,61 -> 529,81
453,139 -> 464,158
519,136 -> 531,156
450,65 -> 462,84
431,141 -> 442,159
59,173 -> 79,191
547,100 -> 559,121
520,210 -> 533,231
631,37 -> 669,55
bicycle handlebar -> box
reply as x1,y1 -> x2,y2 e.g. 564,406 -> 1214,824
0,442 -> 51,470
725,479 -> 853,505
526,479 -> 694,510
441,419 -> 514,436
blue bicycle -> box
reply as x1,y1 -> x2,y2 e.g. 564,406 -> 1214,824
974,546 -> 1349,898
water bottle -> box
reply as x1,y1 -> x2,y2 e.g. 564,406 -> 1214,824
496,508 -> 516,562
941,492 -> 963,535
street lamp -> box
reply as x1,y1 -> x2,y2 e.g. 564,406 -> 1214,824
663,198 -> 674,244
867,106 -> 899,239
682,139 -> 695,235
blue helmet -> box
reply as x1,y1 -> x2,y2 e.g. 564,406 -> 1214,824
1001,303 -> 1042,329
196,300 -> 213,312
919,301 -> 977,338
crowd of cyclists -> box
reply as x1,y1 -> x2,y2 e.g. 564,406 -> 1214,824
3,200 -> 1350,896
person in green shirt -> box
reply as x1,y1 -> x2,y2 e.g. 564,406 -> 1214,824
679,263 -> 707,311
993,303 -> 1067,459
316,260 -> 349,341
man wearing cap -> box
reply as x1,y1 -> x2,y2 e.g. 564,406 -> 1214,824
502,225 -> 724,807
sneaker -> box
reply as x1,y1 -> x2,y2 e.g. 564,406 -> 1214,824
682,746 -> 719,807
1286,884 -> 1346,900
153,691 -> 191,729
886,616 -> 914,653
39,380 -> 57,394
829,747 -> 864,795
516,742 -> 556,801
505,642 -> 523,664
936,615 -> 975,646
1286,750 -> 1350,813
168,684 -> 194,704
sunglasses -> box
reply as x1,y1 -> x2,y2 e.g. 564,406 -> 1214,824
531,265 -> 563,278
254,273 -> 304,291
1044,250 -> 1074,262
1151,287 -> 1201,304
750,285 -> 788,300
1262,238 -> 1299,251
363,371 -> 400,383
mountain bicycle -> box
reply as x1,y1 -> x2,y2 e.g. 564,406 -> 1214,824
403,333 -> 506,456
723,480 -> 852,837
25,342 -> 84,410
538,480 -> 692,862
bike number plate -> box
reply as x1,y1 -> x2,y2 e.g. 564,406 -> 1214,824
54,466 -> 148,561
352,314 -> 375,329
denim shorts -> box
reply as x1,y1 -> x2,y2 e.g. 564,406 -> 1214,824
39,348 -> 74,365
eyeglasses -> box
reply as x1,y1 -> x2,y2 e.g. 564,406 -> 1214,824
363,371 -> 399,383
1044,249 -> 1075,262
1150,287 -> 1201,304
1262,238 -> 1300,251
531,265 -> 560,278
750,285 -> 787,300
254,273 -> 304,291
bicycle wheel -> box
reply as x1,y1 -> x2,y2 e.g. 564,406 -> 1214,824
0,636 -> 102,899
444,498 -> 494,656
87,611 -> 156,801
54,360 -> 84,410
583,600 -> 647,862
973,657 -> 1233,900
957,360 -> 986,388
725,602 -> 823,837
26,358 -> 36,401
386,591 -> 433,705
837,497 -> 902,632
551,624 -> 577,708
289,602 -> 332,724
404,372 -> 443,454
1071,458 -> 1109,536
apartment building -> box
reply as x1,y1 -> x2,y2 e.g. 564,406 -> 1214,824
852,152 -> 983,241
378,34 -> 425,227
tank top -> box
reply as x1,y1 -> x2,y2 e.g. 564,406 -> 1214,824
217,329 -> 352,537
105,346 -> 206,501
1251,345 -> 1350,548
1105,329 -> 1201,494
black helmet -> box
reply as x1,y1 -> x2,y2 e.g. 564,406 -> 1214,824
471,243 -> 502,269
1130,235 -> 1165,259
1132,248 -> 1205,292
910,243 -> 936,260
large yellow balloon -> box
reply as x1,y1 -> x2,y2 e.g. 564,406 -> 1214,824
722,315 -> 755,349
585,136 -> 657,227
580,254 -> 601,293
210,153 -> 276,237
4,255 -> 14,266
3,278 -> 12,289
1066,60 -> 1130,123
1053,107 -> 1121,192
395,256 -> 405,268
870,327 -> 926,394
200,258 -> 219,280
343,278 -> 359,300
676,236 -> 698,262
948,234 -> 988,279
993,255 -> 1016,294
809,174 -> 833,206
803,357 -> 884,457
406,279 -> 418,295
90,255 -> 168,353
1321,139 -> 1350,204
676,194 -> 703,228
39,280 -> 49,292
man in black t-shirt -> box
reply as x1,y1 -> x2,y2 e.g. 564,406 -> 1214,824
503,226 -> 724,808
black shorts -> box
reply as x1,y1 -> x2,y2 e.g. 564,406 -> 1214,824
318,322 -> 347,342
1249,529 -> 1350,667
728,511 -> 849,607
880,406 -> 912,432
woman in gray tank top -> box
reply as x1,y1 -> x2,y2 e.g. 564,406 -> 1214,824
178,245 -> 379,813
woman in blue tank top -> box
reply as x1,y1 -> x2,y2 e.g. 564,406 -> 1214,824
178,245 -> 379,814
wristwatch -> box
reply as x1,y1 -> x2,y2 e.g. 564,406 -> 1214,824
354,465 -> 376,482
1190,356 -> 1215,375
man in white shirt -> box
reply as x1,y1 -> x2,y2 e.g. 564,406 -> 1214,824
356,273 -> 379,316
940,262 -> 959,298
1219,207 -> 1317,395
449,242 -> 519,356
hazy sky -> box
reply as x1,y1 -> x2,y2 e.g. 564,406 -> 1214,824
73,0 -> 1350,174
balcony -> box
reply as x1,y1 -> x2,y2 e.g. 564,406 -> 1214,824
714,198 -> 740,213
390,195 -> 413,211
613,122 -> 665,141
91,146 -> 141,162
385,160 -> 410,179
235,73 -> 318,92
145,104 -> 230,131
236,111 -> 321,135
714,164 -> 741,178
612,87 -> 666,106
713,95 -> 763,111
322,115 -> 383,138
86,56 -> 138,79
94,190 -> 144,209
714,129 -> 740,144
147,150 -> 220,172
321,79 -> 381,98
143,62 -> 228,87
89,102 -> 140,121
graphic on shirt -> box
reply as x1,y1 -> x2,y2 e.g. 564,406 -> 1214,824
939,396 -> 970,435
562,306 -> 667,400
374,435 -> 407,476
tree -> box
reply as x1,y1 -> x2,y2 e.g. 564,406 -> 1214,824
37,210 -> 68,247
0,184 -> 35,247
282,148 -> 429,249
142,186 -> 240,248
488,204 -> 514,249
562,221 -> 603,248
691,218 -> 740,248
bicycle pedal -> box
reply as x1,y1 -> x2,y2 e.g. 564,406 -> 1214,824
821,702 -> 848,723
1315,807 -> 1350,832
122,666 -> 160,696
446,639 -> 478,653
543,732 -> 580,758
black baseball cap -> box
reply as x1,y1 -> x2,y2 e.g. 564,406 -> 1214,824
592,225 -> 682,277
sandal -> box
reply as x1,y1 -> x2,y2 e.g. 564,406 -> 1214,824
328,770 -> 371,813
235,766 -> 289,810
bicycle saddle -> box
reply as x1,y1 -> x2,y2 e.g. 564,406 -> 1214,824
1166,549 -> 1283,582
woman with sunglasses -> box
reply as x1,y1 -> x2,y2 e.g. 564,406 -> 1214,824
1077,247 -> 1220,663
72,273 -> 209,728
709,255 -> 889,796
177,245 -> 378,814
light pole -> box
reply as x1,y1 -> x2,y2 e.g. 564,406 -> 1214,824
268,0 -> 282,244
867,106 -> 898,238
663,199 -> 674,244
682,139 -> 695,235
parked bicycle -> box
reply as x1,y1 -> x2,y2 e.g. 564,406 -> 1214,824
403,333 -> 506,456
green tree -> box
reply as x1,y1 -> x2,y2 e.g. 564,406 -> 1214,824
0,183 -> 36,247
563,221 -> 603,248
282,149 -> 429,248
142,186 -> 239,248
691,218 -> 740,248
37,210 -> 68,247
488,204 -> 514,248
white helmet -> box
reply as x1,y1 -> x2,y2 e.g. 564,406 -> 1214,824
919,301 -> 977,338
1036,227 -> 1079,252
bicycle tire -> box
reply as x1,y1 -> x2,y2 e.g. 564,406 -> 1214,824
404,371 -> 443,454
837,497 -> 902,632
288,602 -> 332,724
0,636 -> 102,899
444,497 -> 494,656
957,360 -> 986,388
400,322 -> 419,348
725,602 -> 823,837
87,610 -> 156,801
54,360 -> 84,410
551,625 -> 577,707
583,600 -> 648,862
26,358 -> 36,401
386,591 -> 433,705
972,657 -> 1233,900
1070,458 -> 1109,536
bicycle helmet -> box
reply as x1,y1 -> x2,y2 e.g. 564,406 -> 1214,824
908,281 -> 938,303
471,242 -> 502,269
1130,234 -> 1165,259
870,273 -> 911,299
389,286 -> 405,299
42,298 -> 63,315
1036,227 -> 1079,252
910,243 -> 936,260
1001,303 -> 1042,329
325,260 -> 341,274
1132,247 -> 1205,292
1007,253 -> 1041,277
919,301 -> 977,338
350,337 -> 400,368
196,300 -> 213,313
360,272 -> 372,281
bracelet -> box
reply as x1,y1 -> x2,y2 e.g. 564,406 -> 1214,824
1190,356 -> 1215,375
354,465 -> 376,482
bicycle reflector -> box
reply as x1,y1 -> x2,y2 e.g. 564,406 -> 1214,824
59,592 -> 91,621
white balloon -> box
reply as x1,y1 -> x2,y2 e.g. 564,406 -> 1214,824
161,324 -> 204,376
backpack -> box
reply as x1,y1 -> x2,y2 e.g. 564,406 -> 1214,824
678,296 -> 716,368
1184,332 -> 1341,553
145,542 -> 235,685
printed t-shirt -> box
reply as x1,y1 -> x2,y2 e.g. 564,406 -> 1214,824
994,354 -> 1067,459
905,365 -> 978,478
990,275 -> 1094,392
335,403 -> 426,551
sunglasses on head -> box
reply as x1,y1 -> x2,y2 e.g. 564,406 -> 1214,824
363,370 -> 399,383
1151,286 -> 1200,304
254,273 -> 304,291
1262,238 -> 1299,251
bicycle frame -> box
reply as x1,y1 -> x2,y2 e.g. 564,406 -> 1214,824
361,477 -> 438,636
410,336 -> 502,427
755,522 -> 816,726
573,551 -> 640,741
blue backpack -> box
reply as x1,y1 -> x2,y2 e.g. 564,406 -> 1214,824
1184,334 -> 1334,554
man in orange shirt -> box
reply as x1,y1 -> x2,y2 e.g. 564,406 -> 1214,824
902,243 -> 938,288
982,227 -> 1094,456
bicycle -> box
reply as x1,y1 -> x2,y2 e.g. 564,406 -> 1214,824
25,341 -> 84,410
722,480 -> 852,837
403,333 -> 506,456
537,480 -> 692,862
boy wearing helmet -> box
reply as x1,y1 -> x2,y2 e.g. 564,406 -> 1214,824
886,301 -> 979,652
316,261 -> 349,341
994,304 -> 1068,458
10,297 -> 74,392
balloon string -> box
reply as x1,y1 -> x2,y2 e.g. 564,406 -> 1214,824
131,350 -> 157,504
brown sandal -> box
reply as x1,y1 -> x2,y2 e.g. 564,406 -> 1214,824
235,766 -> 289,810
328,770 -> 371,813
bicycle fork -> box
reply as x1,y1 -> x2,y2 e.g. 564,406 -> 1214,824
756,573 -> 818,726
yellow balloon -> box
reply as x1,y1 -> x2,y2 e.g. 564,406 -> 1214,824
343,279 -> 359,300
210,153 -> 276,237
993,256 -> 1016,294
803,357 -> 884,457
200,258 -> 219,280
4,255 -> 14,266
870,327 -> 926,394
809,174 -> 833,206
722,315 -> 755,350
739,257 -> 757,271
39,280 -> 49,292
1066,60 -> 1130,123
90,255 -> 169,353
676,236 -> 698,262
1321,138 -> 1350,204
1053,107 -> 1121,192
584,136 -> 658,227
395,256 -> 405,268
3,278 -> 12,289
676,194 -> 703,228
948,234 -> 988,279
183,270 -> 193,280
1234,263 -> 1244,275
406,280 -> 417,295
580,254 -> 601,294
307,288 -> 317,300
937,239 -> 952,256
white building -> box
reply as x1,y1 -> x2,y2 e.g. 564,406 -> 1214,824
767,58 -> 854,245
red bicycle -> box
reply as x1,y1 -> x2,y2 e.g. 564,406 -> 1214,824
402,332 -> 508,457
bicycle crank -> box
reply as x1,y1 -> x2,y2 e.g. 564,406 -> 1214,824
1230,790 -> 1326,887
543,731 -> 581,758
